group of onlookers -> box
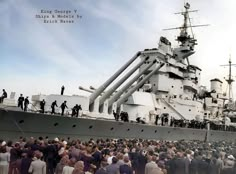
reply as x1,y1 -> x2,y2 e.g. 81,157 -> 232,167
0,137 -> 236,174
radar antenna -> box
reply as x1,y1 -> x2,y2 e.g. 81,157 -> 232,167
220,55 -> 236,101
163,2 -> 209,45
163,2 -> 209,67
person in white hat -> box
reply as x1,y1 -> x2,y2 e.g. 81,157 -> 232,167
224,155 -> 235,168
54,137 -> 59,142
1,141 -> 6,146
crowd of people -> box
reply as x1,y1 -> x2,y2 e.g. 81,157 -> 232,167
0,137 -> 236,174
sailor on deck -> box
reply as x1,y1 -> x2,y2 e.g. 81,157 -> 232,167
0,89 -> 7,103
60,101 -> 68,116
71,104 -> 82,117
40,99 -> 46,113
72,104 -> 82,117
149,107 -> 159,125
18,94 -> 24,110
61,85 -> 65,95
24,96 -> 29,112
51,100 -> 58,114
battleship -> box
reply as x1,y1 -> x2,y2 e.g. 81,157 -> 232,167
1,3 -> 236,142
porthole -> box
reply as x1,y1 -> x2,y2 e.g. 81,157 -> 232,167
89,125 -> 93,129
72,124 -> 76,128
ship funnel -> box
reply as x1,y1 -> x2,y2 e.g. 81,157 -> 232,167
108,59 -> 159,108
99,56 -> 150,106
115,62 -> 165,108
89,51 -> 141,106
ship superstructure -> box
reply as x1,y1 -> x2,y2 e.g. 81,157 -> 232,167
25,3 -> 225,123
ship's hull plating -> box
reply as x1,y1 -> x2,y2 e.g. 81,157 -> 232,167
0,109 -> 236,142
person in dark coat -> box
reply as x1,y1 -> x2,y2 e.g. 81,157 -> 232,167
72,104 -> 82,117
61,85 -> 65,95
24,96 -> 29,112
20,152 -> 33,174
45,140 -> 57,174
51,100 -> 58,114
18,94 -> 24,110
9,143 -> 22,174
120,156 -> 132,174
0,89 -> 7,103
189,155 -> 199,174
60,101 -> 68,116
106,157 -> 120,174
161,116 -> 164,126
136,150 -> 147,174
76,104 -> 82,117
113,110 -> 118,121
169,152 -> 188,174
165,116 -> 169,126
197,155 -> 210,174
155,115 -> 159,125
208,157 -> 219,174
92,145 -> 103,170
95,160 -> 108,174
40,99 -> 46,113
128,149 -> 139,172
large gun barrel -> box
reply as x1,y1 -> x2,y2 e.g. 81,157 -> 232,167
79,86 -> 94,93
89,51 -> 141,104
99,56 -> 149,106
89,86 -> 96,90
108,59 -> 159,107
115,62 -> 165,108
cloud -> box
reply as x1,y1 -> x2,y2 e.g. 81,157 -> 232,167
2,0 -> 92,76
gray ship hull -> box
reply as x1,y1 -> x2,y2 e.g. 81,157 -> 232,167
0,109 -> 236,142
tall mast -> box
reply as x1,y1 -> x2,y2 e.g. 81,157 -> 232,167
163,2 -> 209,65
221,55 -> 236,101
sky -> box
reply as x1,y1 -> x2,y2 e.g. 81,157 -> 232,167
1,0 -> 236,99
